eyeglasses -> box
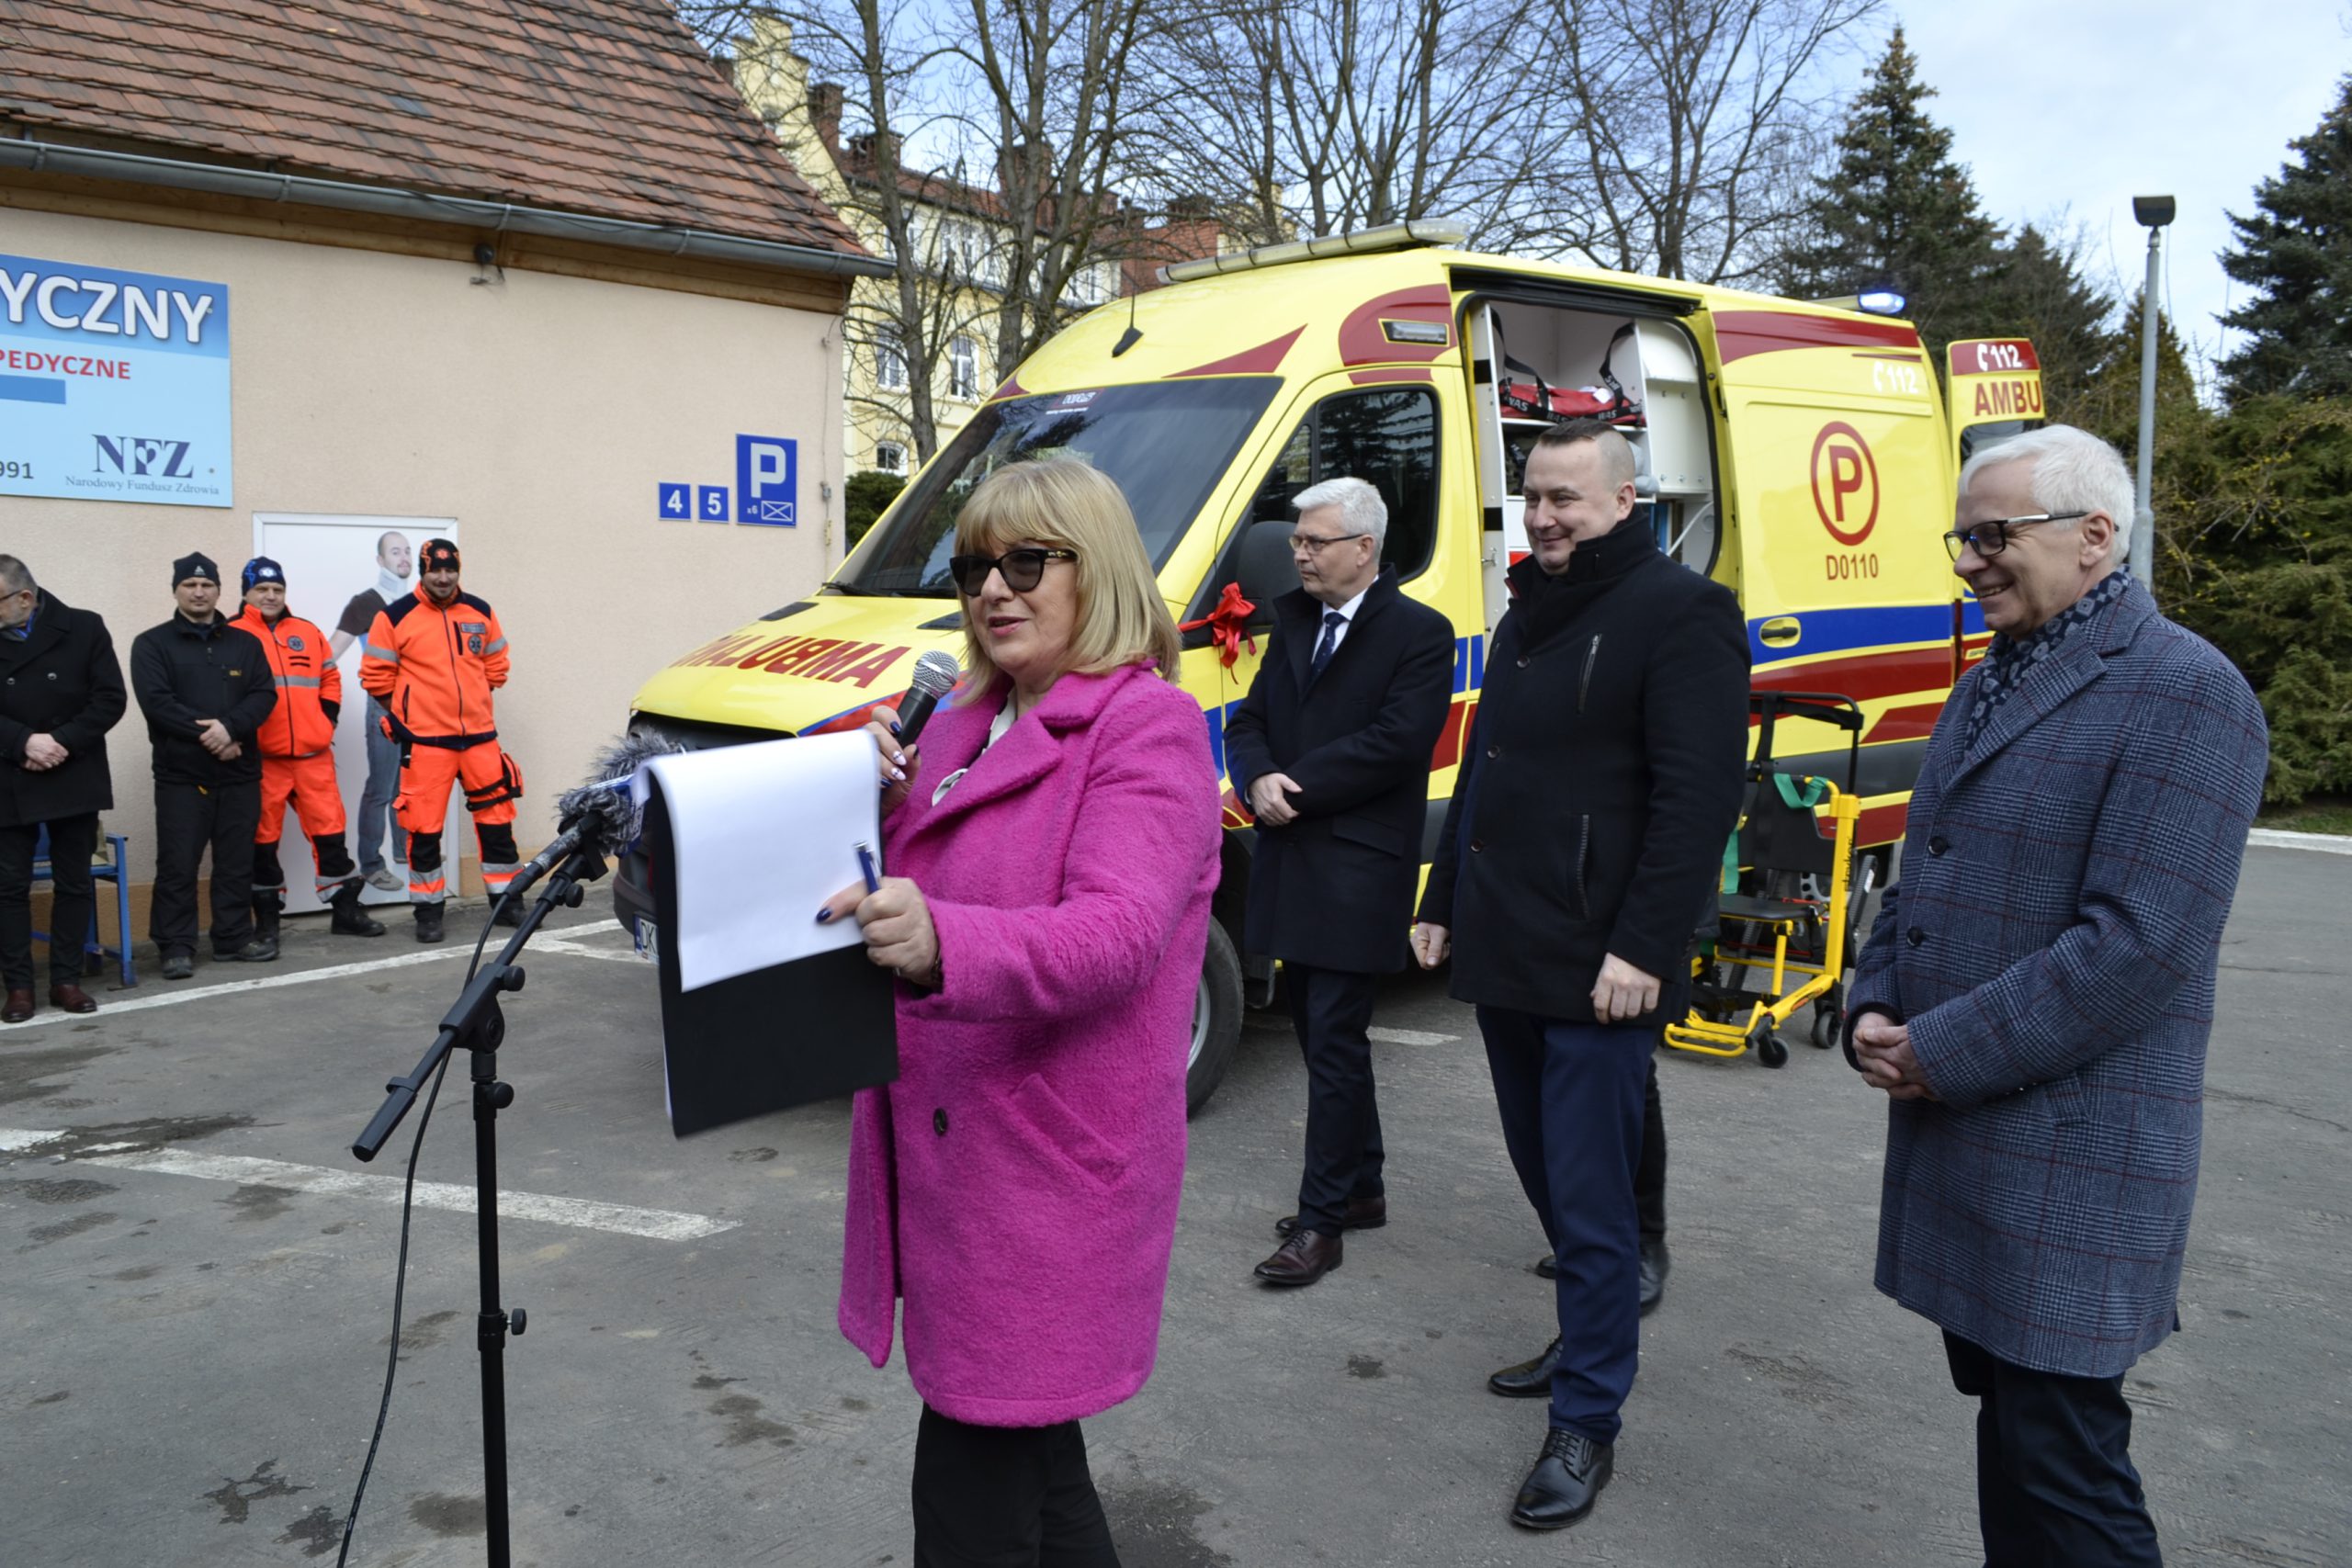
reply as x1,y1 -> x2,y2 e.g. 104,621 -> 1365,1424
1943,513 -> 2089,561
947,547 -> 1078,595
1290,531 -> 1366,555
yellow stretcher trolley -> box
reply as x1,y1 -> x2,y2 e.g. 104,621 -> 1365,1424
1667,692 -> 1874,1069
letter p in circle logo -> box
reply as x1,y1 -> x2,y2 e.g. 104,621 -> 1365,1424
1810,422 -> 1879,547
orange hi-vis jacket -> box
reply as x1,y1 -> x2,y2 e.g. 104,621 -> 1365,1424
229,605 -> 343,758
358,585 -> 510,747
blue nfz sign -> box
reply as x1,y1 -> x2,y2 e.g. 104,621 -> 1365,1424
0,254 -> 232,509
736,434 -> 797,526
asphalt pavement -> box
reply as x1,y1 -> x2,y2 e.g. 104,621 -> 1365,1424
2,846 -> 2345,1567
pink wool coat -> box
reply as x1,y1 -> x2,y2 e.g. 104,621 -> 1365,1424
838,660 -> 1222,1427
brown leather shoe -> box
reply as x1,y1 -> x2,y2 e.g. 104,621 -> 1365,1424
1275,1194 -> 1388,1237
48,983 -> 97,1015
1254,1227 -> 1342,1286
2,988 -> 32,1024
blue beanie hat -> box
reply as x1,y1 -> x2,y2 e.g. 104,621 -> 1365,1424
242,557 -> 287,592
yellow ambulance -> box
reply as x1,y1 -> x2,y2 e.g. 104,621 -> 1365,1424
622,224 -> 2041,1111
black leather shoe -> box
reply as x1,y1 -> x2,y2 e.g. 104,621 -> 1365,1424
3,988 -> 32,1023
1253,1227 -> 1342,1286
49,984 -> 98,1015
1487,1336 -> 1561,1397
1639,1235 -> 1669,1316
161,953 -> 195,981
1535,1252 -> 1558,1278
1510,1427 -> 1613,1530
220,937 -> 278,963
1274,1194 -> 1387,1236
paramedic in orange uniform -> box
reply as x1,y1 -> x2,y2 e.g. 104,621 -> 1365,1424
357,538 -> 522,944
232,558 -> 386,943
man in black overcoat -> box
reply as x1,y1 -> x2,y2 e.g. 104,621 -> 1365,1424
129,553 -> 281,978
0,556 -> 128,1021
1227,477 -> 1454,1288
1415,421 -> 1747,1529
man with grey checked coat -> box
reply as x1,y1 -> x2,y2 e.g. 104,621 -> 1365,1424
1846,424 -> 2268,1567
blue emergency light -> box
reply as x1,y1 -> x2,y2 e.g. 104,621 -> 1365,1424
1856,289 -> 1907,316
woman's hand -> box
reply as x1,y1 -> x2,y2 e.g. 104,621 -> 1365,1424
819,875 -> 941,987
865,705 -> 922,813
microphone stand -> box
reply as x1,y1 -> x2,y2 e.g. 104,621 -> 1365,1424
348,844 -> 609,1568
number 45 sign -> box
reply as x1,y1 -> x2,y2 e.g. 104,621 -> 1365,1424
737,434 -> 797,527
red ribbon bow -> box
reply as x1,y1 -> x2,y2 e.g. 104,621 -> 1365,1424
1179,581 -> 1258,669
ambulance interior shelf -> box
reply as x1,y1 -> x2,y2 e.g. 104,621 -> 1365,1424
1473,301 -> 1722,637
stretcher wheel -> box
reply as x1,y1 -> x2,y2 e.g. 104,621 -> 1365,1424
1811,1003 -> 1841,1051
1752,1025 -> 1789,1068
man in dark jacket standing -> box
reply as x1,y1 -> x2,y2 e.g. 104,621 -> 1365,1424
0,556 -> 128,1021
1227,477 -> 1454,1288
1414,420 -> 1747,1530
130,554 -> 281,978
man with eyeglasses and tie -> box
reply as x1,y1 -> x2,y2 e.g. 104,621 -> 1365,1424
1846,424 -> 2267,1566
1227,477 -> 1453,1288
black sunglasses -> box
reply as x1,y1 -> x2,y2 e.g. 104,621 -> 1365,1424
1942,512 -> 2089,561
947,547 -> 1077,595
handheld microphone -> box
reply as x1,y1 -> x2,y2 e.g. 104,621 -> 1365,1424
893,650 -> 963,746
503,729 -> 684,899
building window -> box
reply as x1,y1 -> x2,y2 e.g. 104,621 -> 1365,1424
875,441 -> 906,474
949,335 -> 978,400
876,329 -> 907,390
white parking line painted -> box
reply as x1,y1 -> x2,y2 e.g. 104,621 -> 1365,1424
0,926 -> 653,1032
2248,828 -> 2352,857
1367,1026 -> 1458,1046
0,1128 -> 735,1241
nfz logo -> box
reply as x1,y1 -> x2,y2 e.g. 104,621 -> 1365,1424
93,435 -> 195,478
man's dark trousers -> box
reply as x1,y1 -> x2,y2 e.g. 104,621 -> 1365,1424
0,814 -> 98,989
152,781 -> 260,958
1479,1006 -> 1647,1442
1943,1332 -> 2159,1567
1289,963 -> 1385,1233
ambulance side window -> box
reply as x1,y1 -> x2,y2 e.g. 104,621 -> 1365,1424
1249,387 -> 1440,581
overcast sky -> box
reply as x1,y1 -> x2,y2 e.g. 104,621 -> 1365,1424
1887,1 -> 2348,395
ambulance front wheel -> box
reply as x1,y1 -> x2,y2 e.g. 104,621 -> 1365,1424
1187,920 -> 1244,1118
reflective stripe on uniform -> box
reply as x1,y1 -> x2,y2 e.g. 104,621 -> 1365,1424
273,674 -> 323,689
482,637 -> 507,655
479,862 -> 520,893
313,872 -> 348,895
409,873 -> 447,904
363,641 -> 400,662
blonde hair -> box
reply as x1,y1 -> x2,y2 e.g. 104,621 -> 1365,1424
952,458 -> 1183,695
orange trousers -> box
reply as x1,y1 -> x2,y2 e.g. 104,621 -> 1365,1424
394,739 -> 521,905
255,751 -> 355,897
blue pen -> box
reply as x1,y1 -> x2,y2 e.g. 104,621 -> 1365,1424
854,840 -> 882,894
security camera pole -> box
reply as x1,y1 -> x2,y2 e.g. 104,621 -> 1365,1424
2130,195 -> 2175,590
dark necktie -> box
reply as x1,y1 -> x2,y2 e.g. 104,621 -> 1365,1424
1308,609 -> 1345,682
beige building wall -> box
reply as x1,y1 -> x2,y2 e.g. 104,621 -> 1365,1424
3,204 -> 850,931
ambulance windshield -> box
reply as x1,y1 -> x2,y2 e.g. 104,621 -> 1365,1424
840,378 -> 1283,596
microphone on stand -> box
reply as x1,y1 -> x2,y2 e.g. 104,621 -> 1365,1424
503,730 -> 684,900
892,650 -> 963,746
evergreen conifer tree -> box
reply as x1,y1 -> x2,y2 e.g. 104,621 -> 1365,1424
1779,26 -> 2006,364
2219,73 -> 2352,402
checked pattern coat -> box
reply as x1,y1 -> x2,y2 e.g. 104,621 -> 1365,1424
1847,578 -> 2267,1378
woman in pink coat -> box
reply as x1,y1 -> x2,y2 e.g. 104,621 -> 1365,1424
819,458 -> 1222,1565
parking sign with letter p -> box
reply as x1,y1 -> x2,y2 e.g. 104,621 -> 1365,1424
736,434 -> 797,527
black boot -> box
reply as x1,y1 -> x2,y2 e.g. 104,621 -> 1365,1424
330,881 -> 387,938
492,897 -> 523,928
253,889 -> 284,948
414,902 -> 445,944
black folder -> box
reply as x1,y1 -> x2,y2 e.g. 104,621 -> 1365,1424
641,773 -> 899,1137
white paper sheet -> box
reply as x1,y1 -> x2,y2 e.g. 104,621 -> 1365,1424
636,731 -> 881,992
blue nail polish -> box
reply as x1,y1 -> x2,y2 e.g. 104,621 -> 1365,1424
888,721 -> 902,738
815,908 -> 833,924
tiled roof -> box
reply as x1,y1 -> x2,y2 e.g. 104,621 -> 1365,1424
0,0 -> 869,257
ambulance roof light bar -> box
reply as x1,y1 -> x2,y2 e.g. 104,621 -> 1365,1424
1159,220 -> 1468,285
1810,289 -> 1908,317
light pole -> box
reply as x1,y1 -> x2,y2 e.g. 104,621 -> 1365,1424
2130,195 -> 2175,589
